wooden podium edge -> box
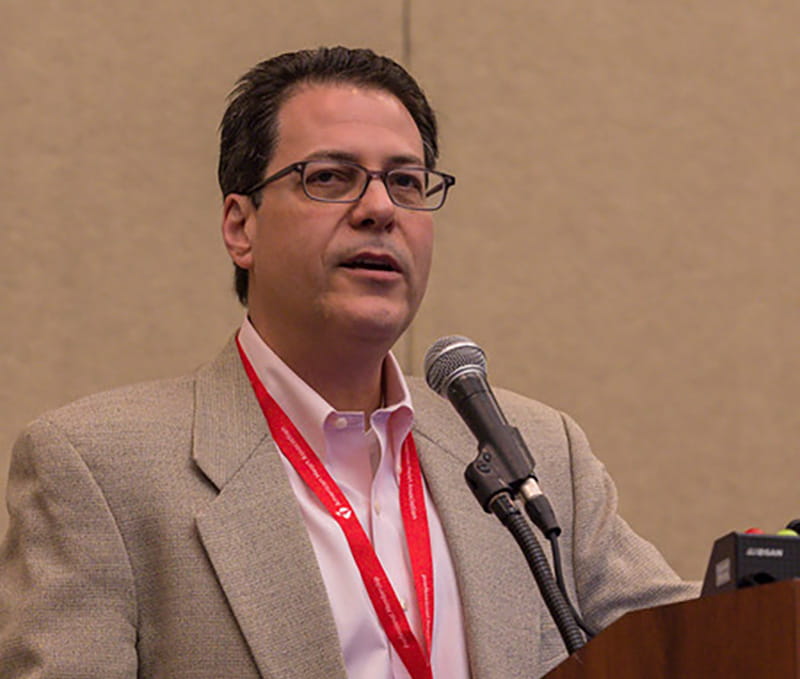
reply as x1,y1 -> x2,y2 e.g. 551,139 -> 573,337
545,579 -> 800,678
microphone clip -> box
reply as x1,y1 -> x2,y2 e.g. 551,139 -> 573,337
464,427 -> 561,537
464,441 -> 515,511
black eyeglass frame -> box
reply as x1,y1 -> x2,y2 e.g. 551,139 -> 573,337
242,159 -> 456,212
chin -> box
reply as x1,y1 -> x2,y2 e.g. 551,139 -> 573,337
338,304 -> 412,346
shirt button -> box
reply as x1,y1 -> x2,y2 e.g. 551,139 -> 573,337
334,416 -> 348,429
374,502 -> 381,515
401,598 -> 408,611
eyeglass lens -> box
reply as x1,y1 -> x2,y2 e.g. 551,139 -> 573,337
302,161 -> 447,209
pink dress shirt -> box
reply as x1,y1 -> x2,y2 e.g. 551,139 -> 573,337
238,318 -> 470,678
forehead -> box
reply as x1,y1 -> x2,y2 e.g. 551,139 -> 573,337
271,83 -> 424,165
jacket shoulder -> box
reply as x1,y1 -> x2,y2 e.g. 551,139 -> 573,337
15,373 -> 200,466
407,374 -> 568,427
406,375 -> 574,463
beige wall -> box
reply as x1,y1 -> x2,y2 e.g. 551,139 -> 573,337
2,1 -> 799,581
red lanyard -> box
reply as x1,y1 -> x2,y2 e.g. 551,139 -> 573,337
236,338 -> 434,679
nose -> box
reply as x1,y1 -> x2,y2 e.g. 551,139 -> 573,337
348,175 -> 396,231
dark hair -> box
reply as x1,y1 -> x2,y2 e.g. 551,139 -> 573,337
218,46 -> 440,305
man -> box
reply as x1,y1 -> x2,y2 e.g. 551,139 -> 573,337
0,47 -> 696,678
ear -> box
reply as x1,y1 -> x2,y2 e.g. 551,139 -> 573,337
221,194 -> 256,269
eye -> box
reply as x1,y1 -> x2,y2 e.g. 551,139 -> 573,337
302,162 -> 364,200
305,165 -> 356,186
388,169 -> 425,193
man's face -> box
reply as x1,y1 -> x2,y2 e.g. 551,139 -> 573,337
229,83 -> 434,355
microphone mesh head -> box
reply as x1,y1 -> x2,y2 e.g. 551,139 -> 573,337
424,335 -> 487,396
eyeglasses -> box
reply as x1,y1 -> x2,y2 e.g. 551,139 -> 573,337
243,159 -> 456,211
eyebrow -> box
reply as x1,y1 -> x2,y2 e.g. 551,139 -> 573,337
304,150 -> 426,167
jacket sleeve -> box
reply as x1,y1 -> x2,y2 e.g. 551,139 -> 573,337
0,417 -> 138,678
562,411 -> 700,631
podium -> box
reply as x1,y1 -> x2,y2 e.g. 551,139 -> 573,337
545,579 -> 800,678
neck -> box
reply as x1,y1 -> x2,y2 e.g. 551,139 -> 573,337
249,317 -> 392,415
297,351 -> 386,414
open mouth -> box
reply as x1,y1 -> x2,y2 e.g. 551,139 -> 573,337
340,254 -> 400,273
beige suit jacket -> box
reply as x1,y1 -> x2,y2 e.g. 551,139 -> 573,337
0,339 -> 697,678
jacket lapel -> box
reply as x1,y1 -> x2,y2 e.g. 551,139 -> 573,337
192,340 -> 347,679
189,343 -> 543,678
410,379 -> 544,679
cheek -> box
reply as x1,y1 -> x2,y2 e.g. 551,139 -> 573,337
402,228 -> 433,311
254,203 -> 329,273
411,222 -> 435,281
418,244 -> 433,288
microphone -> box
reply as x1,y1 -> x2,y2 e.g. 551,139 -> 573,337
425,336 -> 593,650
424,336 -> 559,535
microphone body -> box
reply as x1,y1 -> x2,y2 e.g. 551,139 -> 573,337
424,336 -> 559,535
444,370 -> 538,489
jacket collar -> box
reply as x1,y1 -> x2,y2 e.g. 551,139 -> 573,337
193,338 -> 347,679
